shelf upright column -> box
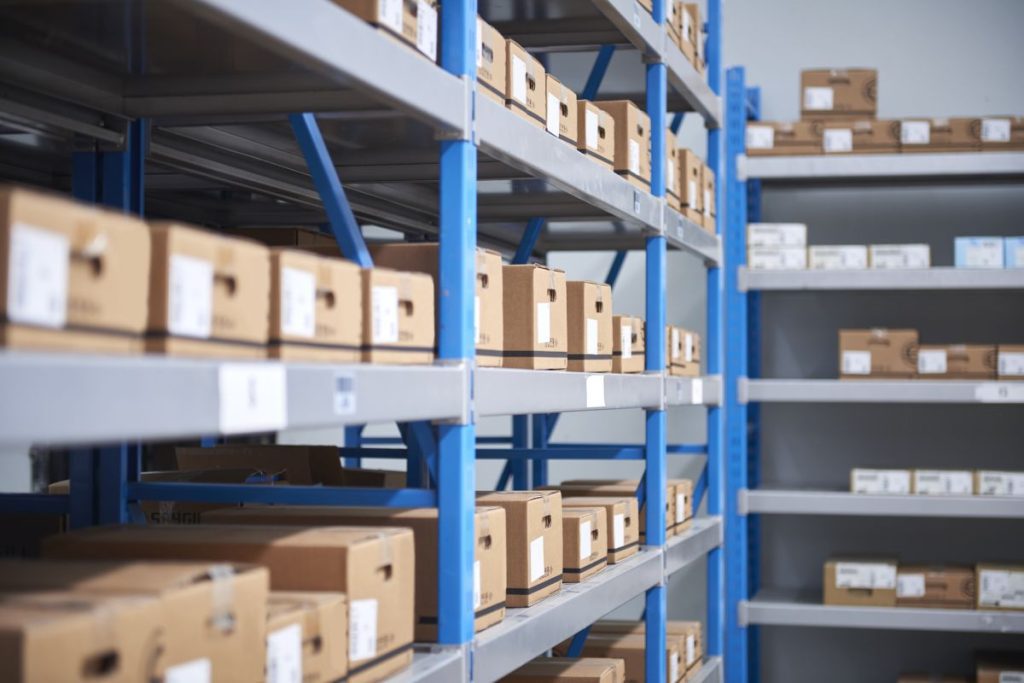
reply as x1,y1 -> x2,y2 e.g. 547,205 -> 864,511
436,0 -> 478,651
644,1 -> 668,680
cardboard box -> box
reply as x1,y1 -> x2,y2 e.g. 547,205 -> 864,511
223,227 -> 341,256
0,186 -> 150,354
998,344 -> 1024,379
668,327 -> 700,377
567,280 -> 613,372
0,558 -> 269,683
920,117 -> 979,153
148,222 -> 270,359
808,245 -> 869,270
612,315 -> 645,374
666,0 -> 682,48
361,266 -> 434,364
977,564 -> 1024,611
594,100 -> 651,190
823,558 -> 898,607
591,620 -> 703,673
267,592 -> 347,683
477,18 -> 507,104
746,121 -> 822,156
503,657 -> 626,683
747,223 -> 807,247
954,236 -> 1004,269
669,478 -> 695,530
839,328 -> 918,379
915,344 -> 997,380
747,246 -> 807,270
41,524 -> 415,682
502,264 -> 568,370
370,243 -> 504,366
800,68 -> 877,121
869,244 -> 931,269
476,491 -> 563,608
700,164 -> 717,234
666,130 -> 681,209
913,469 -> 974,495
679,149 -> 703,218
561,496 -> 639,563
561,507 -> 608,583
975,115 -> 1024,151
976,470 -> 1024,497
333,0 -> 417,47
546,74 -> 579,145
976,652 -> 1024,683
269,249 -> 361,362
506,40 -> 546,127
577,101 -> 616,169
554,633 -> 680,683
896,566 -> 976,609
678,2 -> 697,62
850,468 -> 912,495
685,3 -> 703,71
545,481 -> 671,542
1006,236 -> 1024,268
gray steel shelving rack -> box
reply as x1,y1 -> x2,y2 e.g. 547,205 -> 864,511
0,0 -> 728,681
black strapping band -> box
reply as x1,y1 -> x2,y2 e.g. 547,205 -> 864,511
269,339 -> 360,351
506,573 -> 562,596
502,350 -> 568,359
608,540 -> 639,554
567,353 -> 613,361
360,344 -> 435,353
3,317 -> 141,340
418,601 -> 507,624
347,642 -> 414,677
564,556 -> 608,575
145,330 -> 265,348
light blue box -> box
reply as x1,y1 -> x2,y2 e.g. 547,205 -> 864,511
954,237 -> 1004,268
1006,237 -> 1024,268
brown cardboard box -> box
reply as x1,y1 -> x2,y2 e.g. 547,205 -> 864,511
637,0 -> 652,10
700,164 -> 717,233
896,565 -> 975,609
594,100 -> 652,190
267,592 -> 347,683
370,243 -> 504,366
205,504 -> 507,641
900,117 -> 979,153
666,130 -> 682,209
591,620 -> 703,674
914,344 -> 997,380
577,100 -> 617,169
977,652 -> 1024,683
679,3 -> 697,63
823,558 -> 898,607
666,1 -> 683,47
477,491 -> 563,607
554,633 -> 680,683
333,0 -> 416,47
503,656 -> 626,683
976,564 -> 1024,611
506,40 -> 546,127
830,120 -> 901,154
269,249 -> 361,362
477,18 -> 507,104
612,315 -> 645,373
998,344 -> 1024,379
800,68 -> 877,121
838,328 -> 919,379
147,222 -> 270,359
551,480 -> 674,541
502,264 -> 568,370
0,558 -> 269,683
974,116 -> 1024,151
361,266 -> 434,364
684,3 -> 703,71
561,496 -> 639,563
669,478 -> 695,532
41,524 -> 415,682
0,186 -> 150,354
567,280 -> 613,372
224,227 -> 341,257
667,326 -> 701,377
561,507 -> 608,583
679,149 -> 703,223
745,121 -> 822,156
546,74 -> 579,145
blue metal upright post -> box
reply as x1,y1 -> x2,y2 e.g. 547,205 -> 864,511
436,0 -> 477,649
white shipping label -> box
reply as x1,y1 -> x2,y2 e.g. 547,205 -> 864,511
835,562 -> 897,590
842,350 -> 871,375
621,324 -> 633,359
703,189 -> 712,215
579,520 -> 592,559
349,599 -> 378,662
684,333 -> 694,362
378,0 -> 403,34
266,624 -> 303,683
671,328 -> 681,359
371,286 -> 399,344
978,471 -> 1024,496
746,125 -> 775,150
979,569 -> 1024,609
686,634 -> 696,667
218,364 -> 287,435
546,93 -> 560,136
168,253 -> 213,339
683,9 -> 692,38
511,55 -> 527,104
529,536 -> 545,582
851,469 -> 911,494
803,86 -> 834,111
914,470 -> 973,495
688,180 -> 698,204
473,560 -> 482,609
670,652 -> 680,683
165,658 -> 212,683
901,121 -> 930,145
585,375 -> 605,408
981,118 -> 1011,143
998,352 -> 1024,376
280,266 -> 316,338
628,139 -> 640,175
667,162 -> 676,192
676,493 -> 686,524
896,573 -> 926,598
536,302 -> 551,344
474,295 -> 481,345
963,241 -> 1003,268
917,349 -> 948,375
586,318 -> 599,356
691,378 -> 703,405
612,513 -> 625,549
823,128 -> 853,153
416,0 -> 438,61
476,19 -> 484,68
999,673 -> 1024,683
586,110 -> 599,150
333,371 -> 356,416
6,224 -> 69,329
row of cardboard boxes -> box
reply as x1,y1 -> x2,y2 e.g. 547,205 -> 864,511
823,559 -> 1023,612
850,468 -> 1024,497
1,187 -> 704,374
838,329 -> 1024,380
899,653 -> 1024,683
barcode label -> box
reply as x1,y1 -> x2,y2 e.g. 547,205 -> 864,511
333,372 -> 356,415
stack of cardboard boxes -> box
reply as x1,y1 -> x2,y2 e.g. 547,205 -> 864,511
851,467 -> 1024,498
334,0 -> 439,63
665,2 -> 707,77
666,325 -> 702,377
747,223 -> 934,271
673,147 -> 717,234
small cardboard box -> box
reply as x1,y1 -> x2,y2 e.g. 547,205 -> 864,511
561,507 -> 608,583
839,328 -> 918,379
413,0 -> 438,62
679,149 -> 704,220
148,222 -> 270,359
502,264 -> 568,370
223,227 -> 341,255
700,163 -> 716,233
976,564 -> 1024,611
669,478 -> 695,532
975,470 -> 1024,496
561,496 -> 638,563
555,633 -> 681,683
612,315 -> 645,373
746,121 -> 821,156
976,652 -> 1024,683
477,18 -> 507,104
800,68 -> 877,121
666,0 -> 682,47
505,40 -> 546,128
269,249 -> 361,362
546,74 -> 579,145
850,468 -> 912,494
679,2 -> 697,62
998,344 -> 1024,379
896,565 -> 976,609
333,0 -> 417,47
685,3 -> 704,71
591,620 -> 703,673
975,115 -> 1024,151
808,245 -> 868,270
371,243 -> 503,366
577,101 -> 616,169
205,505 -> 507,641
567,280 -> 613,372
667,326 -> 701,377
666,130 -> 682,209
823,558 -> 898,607
915,344 -> 997,380
503,656 -> 626,683
361,266 -> 434,364
545,483 -> 665,543
869,244 -> 931,269
594,100 -> 651,190
747,223 -> 807,247
267,591 -> 348,683
0,186 -> 150,354
912,469 -> 974,496
477,491 -> 563,608
919,117 -> 979,153
41,524 -> 415,682
748,246 -> 807,270
954,236 -> 1004,269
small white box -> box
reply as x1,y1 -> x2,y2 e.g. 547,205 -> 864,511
809,245 -> 868,270
1006,237 -> 1024,268
869,244 -> 931,269
748,246 -> 807,270
913,469 -> 974,496
851,468 -> 912,495
976,470 -> 1024,497
747,223 -> 807,247
955,237 -> 1004,269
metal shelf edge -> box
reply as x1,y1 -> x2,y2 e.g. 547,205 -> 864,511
742,489 -> 1024,519
666,516 -> 723,575
740,152 -> 1024,181
746,379 -> 1024,404
475,368 -> 664,416
740,267 -> 1024,291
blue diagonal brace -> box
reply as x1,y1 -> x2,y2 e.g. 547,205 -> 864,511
495,463 -> 513,491
567,625 -> 591,657
692,464 -> 709,513
670,112 -> 684,134
513,217 -> 545,264
604,251 -> 627,288
582,45 -> 616,100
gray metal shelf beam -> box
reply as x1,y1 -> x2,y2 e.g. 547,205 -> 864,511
744,378 -> 1024,404
688,657 -> 723,683
740,489 -> 1024,519
382,649 -> 467,683
666,376 -> 722,407
739,152 -> 1024,182
475,368 -> 664,416
739,267 -> 1024,291
664,206 -> 722,265
666,516 -> 724,575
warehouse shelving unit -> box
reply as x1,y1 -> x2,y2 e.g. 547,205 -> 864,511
0,0 -> 726,681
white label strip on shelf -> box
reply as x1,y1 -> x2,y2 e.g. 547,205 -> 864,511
473,560 -> 482,609
371,286 -> 399,344
835,562 -> 896,590
536,302 -> 551,344
586,318 -> 599,356
7,223 -> 69,329
975,382 -> 1024,403
803,86 -> 833,111
511,55 -> 527,104
415,0 -> 438,61
168,253 -> 213,339
218,364 -> 288,435
579,520 -> 592,560
333,372 -> 356,416
691,378 -> 704,405
823,128 -> 853,153
585,375 -> 606,408
280,266 -> 316,339
546,93 -> 560,136
613,513 -> 626,549
621,324 -> 633,360
165,658 -> 212,683
981,118 -> 1011,143
349,599 -> 379,662
917,349 -> 947,375
266,623 -> 302,683
896,573 -> 926,598
841,350 -> 871,375
529,536 -> 545,582
999,672 -> 1024,683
